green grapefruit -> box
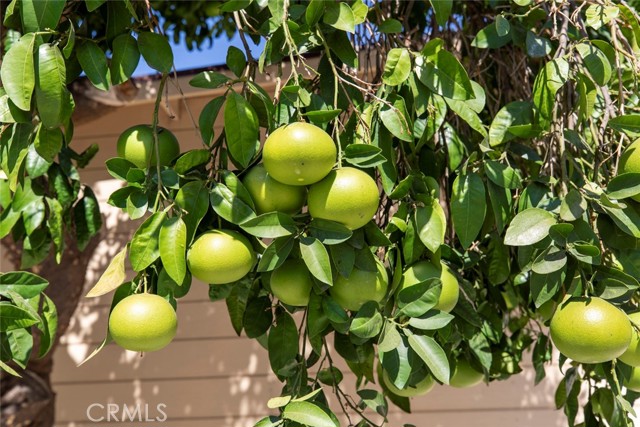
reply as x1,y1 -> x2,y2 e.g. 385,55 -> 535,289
307,167 -> 380,230
381,369 -> 435,397
269,259 -> 313,306
330,258 -> 388,312
625,367 -> 640,392
242,164 -> 307,214
116,125 -> 180,168
450,359 -> 484,388
398,260 -> 460,313
262,122 -> 336,185
619,312 -> 640,367
108,293 -> 177,352
550,296 -> 632,364
187,230 -> 255,285
619,139 -> 640,201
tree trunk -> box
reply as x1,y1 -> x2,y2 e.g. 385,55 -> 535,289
1,235 -> 100,427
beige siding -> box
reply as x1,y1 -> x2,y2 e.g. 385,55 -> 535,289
42,74 -> 574,427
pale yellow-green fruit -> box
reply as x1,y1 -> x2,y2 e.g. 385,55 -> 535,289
382,369 -> 435,397
625,367 -> 640,392
330,259 -> 388,312
108,294 -> 177,352
619,312 -> 640,367
619,139 -> 640,201
116,125 -> 180,168
450,359 -> 484,388
269,259 -> 313,306
187,230 -> 255,285
242,164 -> 307,215
398,260 -> 460,313
262,122 -> 336,186
550,296 -> 632,364
307,167 -> 380,230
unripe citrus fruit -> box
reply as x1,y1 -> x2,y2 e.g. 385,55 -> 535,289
550,296 -> 632,364
242,164 -> 306,215
399,260 -> 460,313
116,125 -> 180,168
269,259 -> 313,306
619,312 -> 640,367
262,122 -> 336,186
381,369 -> 435,397
625,367 -> 640,392
330,258 -> 388,312
450,359 -> 484,388
108,293 -> 177,352
308,167 -> 380,230
536,299 -> 557,322
619,139 -> 640,201
187,230 -> 255,285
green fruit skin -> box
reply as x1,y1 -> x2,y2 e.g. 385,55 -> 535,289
626,367 -> 640,392
382,369 -> 435,397
307,167 -> 380,230
116,125 -> 180,168
330,259 -> 388,312
450,359 -> 484,388
108,294 -> 177,352
399,260 -> 460,313
187,230 -> 255,285
550,297 -> 632,364
269,259 -> 313,306
619,312 -> 640,367
242,164 -> 307,215
262,122 -> 337,186
619,139 -> 640,202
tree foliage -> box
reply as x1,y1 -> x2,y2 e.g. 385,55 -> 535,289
2,0 -> 640,426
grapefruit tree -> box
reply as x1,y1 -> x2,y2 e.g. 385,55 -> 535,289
2,1 -> 640,426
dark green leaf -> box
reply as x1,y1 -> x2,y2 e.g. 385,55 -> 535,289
224,92 -> 259,167
268,310 -> 299,378
560,189 -> 587,221
137,32 -> 173,74
0,303 -> 39,331
189,71 -> 230,89
110,34 -> 140,85
609,115 -> 640,138
576,43 -> 611,86
309,219 -> 352,245
35,43 -> 67,129
77,41 -> 110,91
226,46 -> 246,77
407,334 -> 450,384
415,40 -> 474,100
34,126 -> 63,163
323,2 -> 355,33
0,272 -> 48,299
300,237 -> 333,286
379,94 -> 413,142
175,180 -> 210,244
429,0 -> 453,26
485,161 -> 522,189
210,182 -> 256,225
451,172 -> 486,248
243,296 -> 273,339
378,19 -> 403,33
73,187 -> 102,251
241,212 -> 297,238
129,211 -> 166,271
415,198 -> 446,253
21,0 -> 65,34
350,301 -> 383,339
408,310 -> 454,330
225,276 -> 252,335
504,208 -> 556,246
159,216 -> 187,284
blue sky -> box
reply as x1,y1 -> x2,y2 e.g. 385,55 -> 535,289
133,29 -> 265,77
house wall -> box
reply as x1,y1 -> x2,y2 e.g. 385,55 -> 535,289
18,74 -> 569,427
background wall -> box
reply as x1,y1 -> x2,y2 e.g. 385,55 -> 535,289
47,74 -> 568,427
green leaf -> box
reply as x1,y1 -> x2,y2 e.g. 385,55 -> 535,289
489,101 -> 535,147
471,22 -> 511,49
226,46 -> 246,77
137,32 -> 173,74
0,303 -> 39,331
175,180 -> 209,243
379,94 -> 413,142
21,0 -> 65,34
243,296 -> 273,339
429,0 -> 453,26
305,109 -> 342,124
0,95 -> 30,124
351,0 -> 368,25
305,0 -> 325,27
323,2 -> 355,33
282,401 -> 337,427
397,280 -> 441,317
378,18 -> 403,33
504,208 -> 557,246
1,33 -> 36,111
608,115 -> 640,138
220,0 -> 252,12
77,41 -> 110,91
383,49 -> 412,86
36,294 -> 57,358
526,31 -> 552,58
0,272 -> 48,299
532,58 -> 569,127
268,310 -> 299,378
159,216 -> 187,285
309,219 -> 352,245
378,321 -> 402,352
241,212 -> 297,238
196,96 -> 225,146
224,91 -> 259,168
257,236 -> 295,272
485,160 -> 522,189
603,204 -> 640,238
300,236 -> 333,286
85,0 -> 106,11
415,41 -> 475,100
35,43 -> 67,129
445,95 -> 487,136
576,43 -> 611,86
415,198 -> 446,253
408,310 -> 454,330
129,211 -> 166,272
73,187 -> 102,251
85,246 -> 127,297
223,276 -> 252,335
585,4 -> 619,30
451,172 -> 486,248
7,328 -> 33,369
407,334 -> 450,384
110,34 -> 140,85
560,189 -> 587,221
189,71 -> 230,89
210,183 -> 256,225
607,173 -> 640,199
532,246 -> 567,274
350,301 -> 383,339
495,16 -> 510,36
34,125 -> 63,163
